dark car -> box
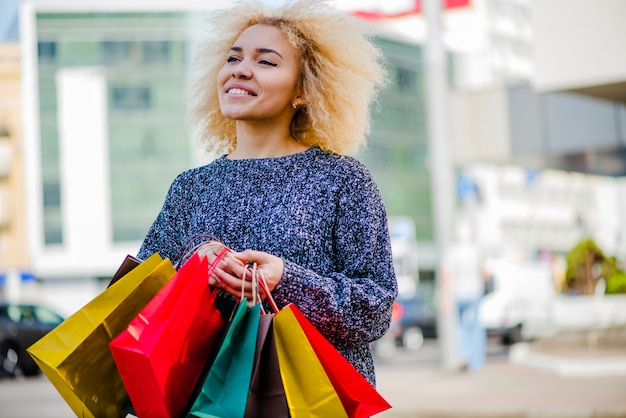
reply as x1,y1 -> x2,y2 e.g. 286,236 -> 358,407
397,292 -> 438,341
0,303 -> 64,377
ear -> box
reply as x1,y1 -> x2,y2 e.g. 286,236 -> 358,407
293,96 -> 309,107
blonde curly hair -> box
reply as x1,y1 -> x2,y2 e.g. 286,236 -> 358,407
188,0 -> 387,156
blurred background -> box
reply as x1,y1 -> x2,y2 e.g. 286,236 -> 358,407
0,0 -> 625,408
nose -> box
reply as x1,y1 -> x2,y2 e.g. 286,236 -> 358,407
232,61 -> 252,79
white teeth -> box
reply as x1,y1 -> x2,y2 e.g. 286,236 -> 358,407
227,88 -> 252,96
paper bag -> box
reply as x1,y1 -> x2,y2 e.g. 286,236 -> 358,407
273,304 -> 348,417
188,300 -> 260,418
27,253 -> 175,418
244,313 -> 289,418
290,304 -> 391,417
110,253 -> 228,418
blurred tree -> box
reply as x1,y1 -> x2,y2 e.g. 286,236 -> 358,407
605,257 -> 626,294
565,239 -> 626,295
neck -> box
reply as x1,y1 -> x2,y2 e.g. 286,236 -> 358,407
227,122 -> 307,159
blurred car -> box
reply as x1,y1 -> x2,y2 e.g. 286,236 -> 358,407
372,301 -> 405,359
0,303 -> 64,377
372,294 -> 437,359
478,259 -> 555,344
397,291 -> 438,341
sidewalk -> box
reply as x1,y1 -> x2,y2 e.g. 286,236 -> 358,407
374,336 -> 626,418
1,335 -> 625,418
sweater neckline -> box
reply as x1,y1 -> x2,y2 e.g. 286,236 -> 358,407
217,146 -> 320,165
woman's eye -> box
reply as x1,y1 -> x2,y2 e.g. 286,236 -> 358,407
259,60 -> 277,67
227,56 -> 240,63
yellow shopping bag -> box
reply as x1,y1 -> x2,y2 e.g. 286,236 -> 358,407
27,253 -> 175,418
273,304 -> 349,418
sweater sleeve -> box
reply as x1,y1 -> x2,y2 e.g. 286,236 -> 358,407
270,162 -> 398,348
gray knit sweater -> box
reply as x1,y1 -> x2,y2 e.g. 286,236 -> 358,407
137,146 -> 398,385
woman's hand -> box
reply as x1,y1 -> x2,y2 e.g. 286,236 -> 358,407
210,248 -> 284,303
196,241 -> 235,273
234,249 -> 284,296
204,245 -> 283,304
197,241 -> 242,289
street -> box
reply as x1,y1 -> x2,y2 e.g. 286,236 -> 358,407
375,339 -> 626,418
0,339 -> 494,418
1,338 -> 626,418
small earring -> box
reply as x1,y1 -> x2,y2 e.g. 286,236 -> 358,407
292,102 -> 298,110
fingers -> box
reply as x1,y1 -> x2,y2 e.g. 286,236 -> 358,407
196,241 -> 226,266
211,259 -> 256,301
204,247 -> 282,303
233,249 -> 266,264
233,250 -> 284,293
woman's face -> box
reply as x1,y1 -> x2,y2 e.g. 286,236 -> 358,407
217,24 -> 301,125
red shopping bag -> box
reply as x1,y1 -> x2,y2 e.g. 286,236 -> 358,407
288,304 -> 392,417
109,250 -> 229,418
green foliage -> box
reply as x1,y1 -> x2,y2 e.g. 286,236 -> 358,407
564,238 -> 626,295
606,264 -> 626,294
564,239 -> 604,295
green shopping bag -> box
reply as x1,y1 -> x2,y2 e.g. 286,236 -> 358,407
187,299 -> 261,418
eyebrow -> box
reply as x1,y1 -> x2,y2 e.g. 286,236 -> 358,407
230,46 -> 283,60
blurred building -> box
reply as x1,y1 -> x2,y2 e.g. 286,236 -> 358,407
344,0 -> 626,279
458,163 -> 625,256
20,2 -> 213,280
0,43 -> 32,294
338,0 -> 534,90
528,0 -> 626,174
13,1 -> 434,301
531,0 -> 626,106
447,0 -> 626,261
0,0 -> 624,314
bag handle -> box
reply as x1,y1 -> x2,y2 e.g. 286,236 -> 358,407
250,263 -> 259,306
241,262 -> 262,308
177,241 -> 279,313
173,234 -> 224,269
209,246 -> 230,272
241,261 -> 279,314
254,265 -> 279,314
240,260 -> 258,305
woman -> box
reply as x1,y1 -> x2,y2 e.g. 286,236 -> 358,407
137,0 -> 397,385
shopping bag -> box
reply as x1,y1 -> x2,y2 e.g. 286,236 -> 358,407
273,304 -> 349,417
109,251 -> 229,418
27,253 -> 175,418
188,299 -> 261,418
108,254 -> 142,287
289,304 -> 391,417
244,313 -> 289,418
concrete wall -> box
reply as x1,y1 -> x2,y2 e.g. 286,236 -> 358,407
530,0 -> 626,95
449,88 -> 511,164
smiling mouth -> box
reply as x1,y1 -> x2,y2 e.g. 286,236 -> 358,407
227,88 -> 255,96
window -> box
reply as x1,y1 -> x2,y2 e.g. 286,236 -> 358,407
111,86 -> 151,110
37,41 -> 57,65
142,41 -> 170,63
101,41 -> 132,65
396,67 -> 417,92
34,306 -> 64,326
42,181 -> 63,244
42,181 -> 61,208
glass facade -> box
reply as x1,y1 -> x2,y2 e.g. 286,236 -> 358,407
36,12 -> 195,244
34,11 -> 433,247
360,38 -> 433,241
